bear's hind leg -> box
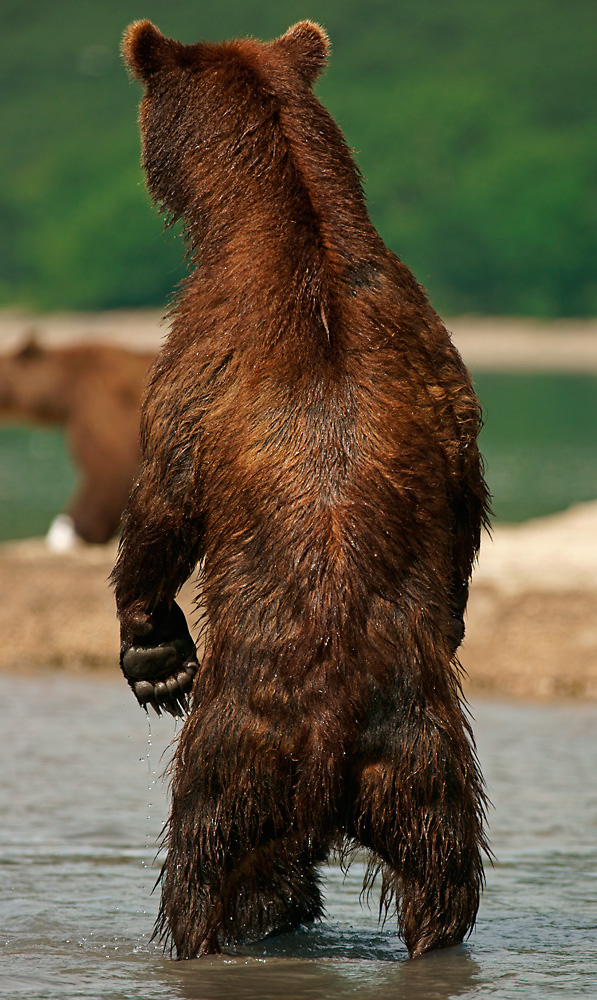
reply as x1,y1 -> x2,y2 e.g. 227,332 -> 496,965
157,825 -> 328,957
349,704 -> 487,958
215,832 -> 329,946
155,704 -> 331,958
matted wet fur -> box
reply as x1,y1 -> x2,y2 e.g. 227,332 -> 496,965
112,19 -> 490,960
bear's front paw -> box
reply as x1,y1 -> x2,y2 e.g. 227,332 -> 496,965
120,601 -> 198,717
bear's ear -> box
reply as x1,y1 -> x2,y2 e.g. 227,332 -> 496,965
17,334 -> 43,361
122,20 -> 177,80
276,21 -> 330,84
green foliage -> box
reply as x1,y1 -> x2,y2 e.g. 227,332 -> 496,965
1,0 -> 596,315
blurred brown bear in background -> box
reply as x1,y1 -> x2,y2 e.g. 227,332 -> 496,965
0,337 -> 153,547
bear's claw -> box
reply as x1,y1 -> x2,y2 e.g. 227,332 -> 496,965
119,601 -> 198,717
129,660 -> 197,716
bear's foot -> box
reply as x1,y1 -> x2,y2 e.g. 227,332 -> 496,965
407,925 -> 467,959
120,601 -> 198,717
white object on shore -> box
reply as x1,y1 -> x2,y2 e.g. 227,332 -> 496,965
46,514 -> 78,553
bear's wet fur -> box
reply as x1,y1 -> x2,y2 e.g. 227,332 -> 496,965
112,20 -> 490,959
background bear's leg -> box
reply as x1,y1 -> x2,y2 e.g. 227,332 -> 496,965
349,699 -> 487,958
67,476 -> 125,544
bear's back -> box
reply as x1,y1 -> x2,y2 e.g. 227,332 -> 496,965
146,290 -> 463,686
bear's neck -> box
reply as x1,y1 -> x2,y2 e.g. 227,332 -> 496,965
276,92 -> 382,273
180,89 -> 386,325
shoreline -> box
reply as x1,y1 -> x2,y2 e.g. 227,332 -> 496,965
1,308 -> 596,699
2,308 -> 597,372
2,500 -> 596,701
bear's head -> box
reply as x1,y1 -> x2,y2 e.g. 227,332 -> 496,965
122,21 -> 330,225
0,337 -> 72,420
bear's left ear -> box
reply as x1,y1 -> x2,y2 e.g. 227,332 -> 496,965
122,20 -> 178,81
17,333 -> 43,361
276,21 -> 330,84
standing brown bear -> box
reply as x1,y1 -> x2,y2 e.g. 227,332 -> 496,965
113,19 -> 490,960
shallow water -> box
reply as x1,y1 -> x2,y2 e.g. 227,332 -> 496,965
1,675 -> 596,999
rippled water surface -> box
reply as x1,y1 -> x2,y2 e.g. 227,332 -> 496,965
1,675 -> 596,999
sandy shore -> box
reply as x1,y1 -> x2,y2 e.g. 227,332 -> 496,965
2,308 -> 597,371
461,501 -> 597,699
2,500 -> 597,699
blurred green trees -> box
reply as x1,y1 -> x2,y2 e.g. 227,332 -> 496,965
1,0 -> 595,316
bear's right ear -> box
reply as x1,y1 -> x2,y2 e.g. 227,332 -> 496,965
276,21 -> 330,84
122,20 -> 177,80
17,334 -> 43,361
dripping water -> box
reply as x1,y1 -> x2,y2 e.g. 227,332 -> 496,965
143,711 -> 155,858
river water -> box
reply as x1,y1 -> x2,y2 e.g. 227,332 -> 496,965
1,674 -> 596,999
